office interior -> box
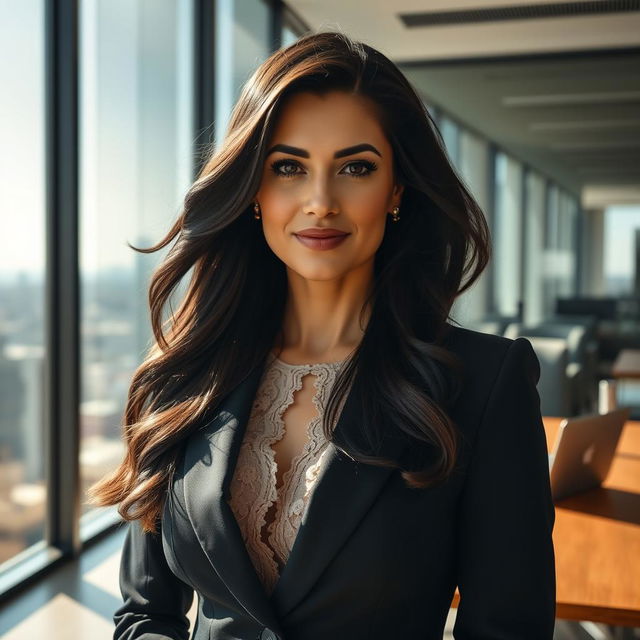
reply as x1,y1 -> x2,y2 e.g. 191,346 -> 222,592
0,1 -> 639,639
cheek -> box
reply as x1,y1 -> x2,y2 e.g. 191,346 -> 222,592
261,216 -> 289,259
257,181 -> 286,212
355,213 -> 388,258
346,189 -> 389,246
340,173 -> 394,211
257,187 -> 293,238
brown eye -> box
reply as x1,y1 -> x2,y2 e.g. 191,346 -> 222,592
270,159 -> 302,178
341,161 -> 378,178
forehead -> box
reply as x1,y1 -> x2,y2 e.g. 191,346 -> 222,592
269,90 -> 390,152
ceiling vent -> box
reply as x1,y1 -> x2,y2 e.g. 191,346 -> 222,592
399,1 -> 640,28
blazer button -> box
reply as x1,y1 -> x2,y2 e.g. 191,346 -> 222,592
260,628 -> 279,640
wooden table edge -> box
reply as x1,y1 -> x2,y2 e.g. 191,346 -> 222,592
449,591 -> 640,626
555,602 -> 640,626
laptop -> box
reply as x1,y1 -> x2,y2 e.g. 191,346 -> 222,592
548,407 -> 630,502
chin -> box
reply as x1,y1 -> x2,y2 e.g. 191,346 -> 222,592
299,271 -> 345,282
287,264 -> 348,281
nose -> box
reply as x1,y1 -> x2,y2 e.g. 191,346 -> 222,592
303,173 -> 339,217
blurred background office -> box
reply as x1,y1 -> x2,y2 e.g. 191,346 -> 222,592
0,1 -> 639,639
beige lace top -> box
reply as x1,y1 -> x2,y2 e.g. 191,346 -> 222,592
227,351 -> 349,595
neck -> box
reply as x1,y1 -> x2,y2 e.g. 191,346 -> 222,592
275,263 -> 374,362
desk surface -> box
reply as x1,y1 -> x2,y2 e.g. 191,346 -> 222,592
545,416 -> 640,625
612,349 -> 640,379
450,417 -> 640,626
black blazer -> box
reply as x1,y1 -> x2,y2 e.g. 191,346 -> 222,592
114,326 -> 556,640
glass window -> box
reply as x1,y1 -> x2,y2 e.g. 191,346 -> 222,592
452,129 -> 491,324
215,0 -> 271,144
282,23 -> 298,48
439,116 -> 460,171
542,185 -> 578,316
542,184 -> 559,316
523,171 -> 546,324
604,205 -> 640,296
0,0 -> 47,567
558,191 -> 578,297
493,152 -> 523,317
545,183 -> 560,251
79,0 -> 194,525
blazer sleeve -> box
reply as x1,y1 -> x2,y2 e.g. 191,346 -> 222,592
453,337 -> 556,639
114,518 -> 194,640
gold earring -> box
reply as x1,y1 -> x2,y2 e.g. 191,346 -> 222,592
253,202 -> 261,219
390,206 -> 400,223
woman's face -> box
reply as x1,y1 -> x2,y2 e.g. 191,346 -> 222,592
255,90 -> 404,282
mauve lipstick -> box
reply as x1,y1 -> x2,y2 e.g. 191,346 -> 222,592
293,227 -> 350,251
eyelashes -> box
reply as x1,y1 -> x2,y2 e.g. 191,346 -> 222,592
269,159 -> 378,179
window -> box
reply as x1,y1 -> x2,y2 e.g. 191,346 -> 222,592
214,0 -> 271,144
78,0 -> 195,526
0,0 -> 47,568
542,185 -> 578,316
439,116 -> 461,171
282,23 -> 298,47
493,152 -> 523,317
523,170 -> 546,324
604,205 -> 640,296
452,129 -> 491,324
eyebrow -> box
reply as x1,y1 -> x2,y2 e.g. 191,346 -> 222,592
266,143 -> 382,159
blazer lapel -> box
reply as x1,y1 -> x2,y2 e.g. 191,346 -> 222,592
181,354 -> 410,626
181,356 -> 284,634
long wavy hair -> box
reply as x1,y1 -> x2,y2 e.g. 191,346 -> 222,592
89,30 -> 490,533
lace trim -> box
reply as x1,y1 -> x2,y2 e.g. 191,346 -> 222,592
227,353 -> 347,594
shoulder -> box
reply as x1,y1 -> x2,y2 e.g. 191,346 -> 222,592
440,324 -> 540,407
442,323 -> 513,367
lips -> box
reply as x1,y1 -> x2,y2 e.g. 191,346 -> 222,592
294,229 -> 349,238
293,232 -> 350,251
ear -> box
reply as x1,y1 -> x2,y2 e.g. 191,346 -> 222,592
392,182 -> 405,206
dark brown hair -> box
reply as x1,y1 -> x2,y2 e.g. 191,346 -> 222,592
89,31 -> 490,533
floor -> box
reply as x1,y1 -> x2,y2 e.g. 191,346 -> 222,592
0,525 -> 637,639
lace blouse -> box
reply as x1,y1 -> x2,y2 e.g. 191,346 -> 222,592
227,351 -> 349,595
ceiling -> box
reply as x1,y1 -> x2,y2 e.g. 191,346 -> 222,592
285,0 -> 640,205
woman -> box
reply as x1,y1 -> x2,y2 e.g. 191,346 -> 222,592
91,31 -> 556,640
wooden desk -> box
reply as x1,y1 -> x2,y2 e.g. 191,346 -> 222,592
613,349 -> 640,380
545,416 -> 640,625
450,417 -> 640,625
